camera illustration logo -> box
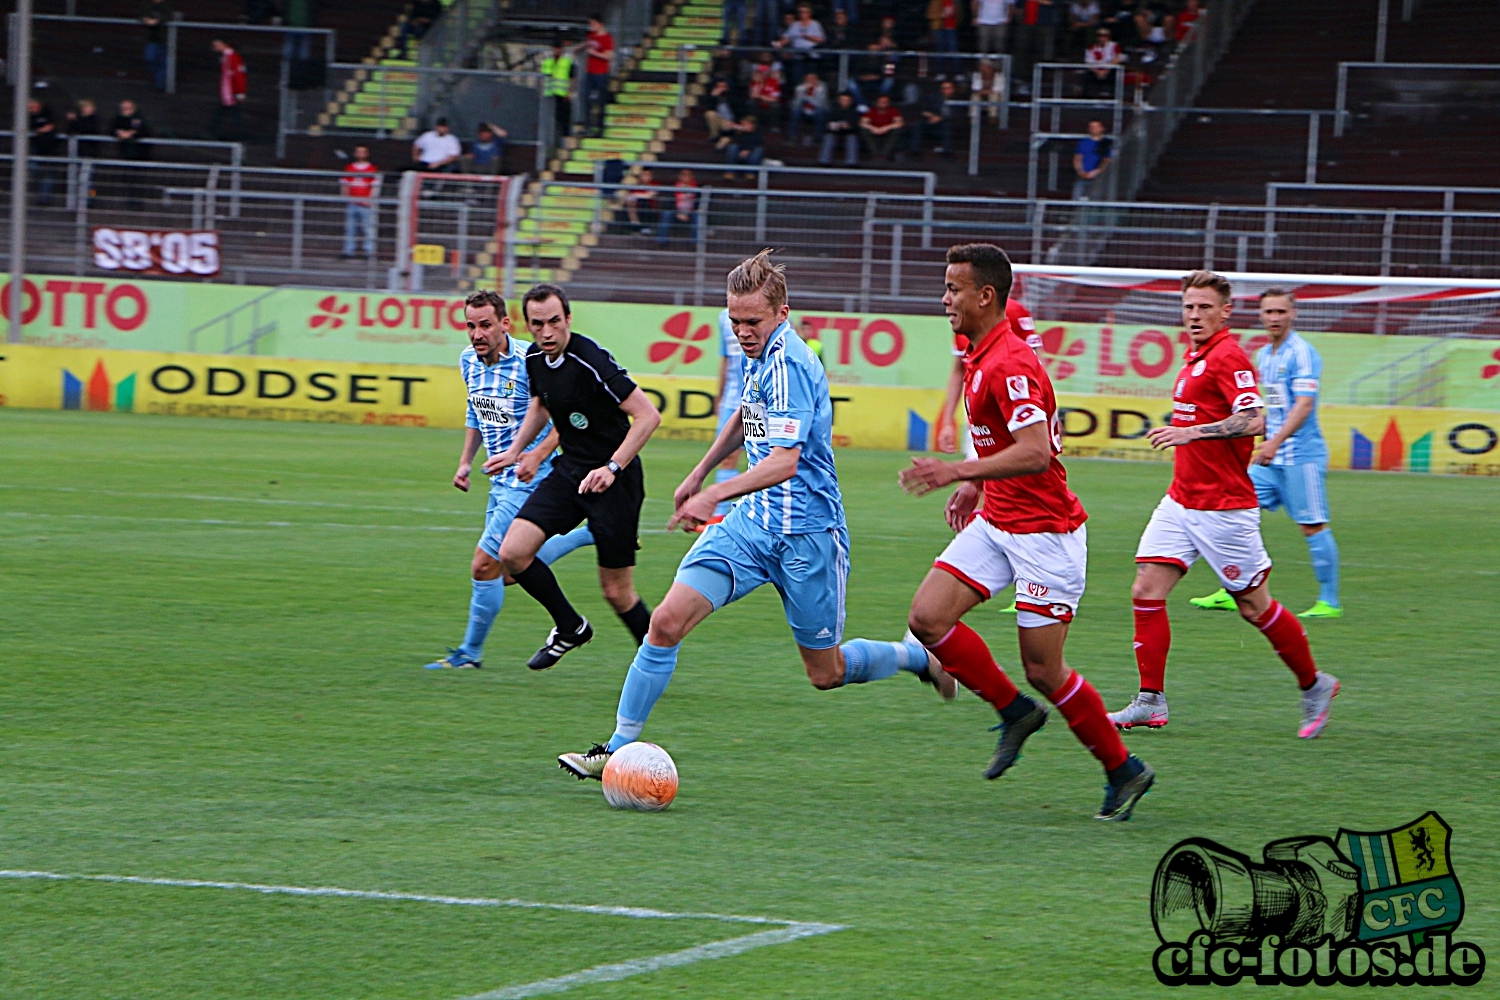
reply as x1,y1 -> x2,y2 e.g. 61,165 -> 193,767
1151,813 -> 1486,987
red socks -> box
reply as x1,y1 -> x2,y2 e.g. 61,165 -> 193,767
1052,670 -> 1130,772
1132,598 -> 1169,692
1254,601 -> 1318,688
927,622 -> 1020,712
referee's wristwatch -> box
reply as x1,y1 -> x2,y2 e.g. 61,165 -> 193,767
606,460 -> 622,475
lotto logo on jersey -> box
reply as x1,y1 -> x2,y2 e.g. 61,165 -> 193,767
1007,403 -> 1047,432
1007,375 -> 1030,400
1232,391 -> 1264,413
1234,370 -> 1256,389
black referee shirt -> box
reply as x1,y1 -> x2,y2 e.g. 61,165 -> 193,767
525,332 -> 640,473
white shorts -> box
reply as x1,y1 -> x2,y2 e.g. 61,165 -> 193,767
1135,494 -> 1272,592
935,519 -> 1087,627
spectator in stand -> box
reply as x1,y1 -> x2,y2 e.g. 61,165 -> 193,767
209,39 -> 248,141
624,167 -> 659,234
788,71 -> 828,145
828,8 -> 853,48
140,0 -> 176,92
400,0 -> 444,59
112,99 -> 150,159
974,0 -> 1011,56
971,57 -> 1005,121
910,79 -> 956,157
1069,0 -> 1102,56
409,118 -> 462,172
705,79 -> 744,148
27,98 -> 60,205
832,0 -> 859,26
1083,26 -> 1123,98
1072,118 -> 1112,199
926,0 -> 962,78
66,98 -> 102,156
1102,0 -> 1139,46
819,90 -> 861,165
465,122 -> 508,174
727,114 -> 766,166
721,0 -> 747,45
656,167 -> 699,246
1013,0 -> 1056,96
755,0 -> 788,47
861,93 -> 904,162
1174,0 -> 1203,42
584,14 -> 615,136
776,5 -> 826,88
748,56 -> 783,131
1134,1 -> 1173,63
341,145 -> 380,259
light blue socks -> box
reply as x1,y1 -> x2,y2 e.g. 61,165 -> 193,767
538,524 -> 594,564
456,577 -> 505,662
713,467 -> 739,517
839,637 -> 929,685
607,641 -> 681,751
1306,528 -> 1340,607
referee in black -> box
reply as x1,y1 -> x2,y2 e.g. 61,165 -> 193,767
488,283 -> 662,669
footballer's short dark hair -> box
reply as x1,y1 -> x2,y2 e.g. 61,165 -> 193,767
946,243 -> 1013,303
522,282 -> 571,320
464,289 -> 506,315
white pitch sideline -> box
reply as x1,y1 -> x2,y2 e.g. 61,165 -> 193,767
0,869 -> 848,998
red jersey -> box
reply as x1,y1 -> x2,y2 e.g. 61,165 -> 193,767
953,299 -> 1036,355
964,321 -> 1087,535
218,46 -> 247,105
342,160 -> 378,201
586,29 -> 614,75
1167,328 -> 1265,510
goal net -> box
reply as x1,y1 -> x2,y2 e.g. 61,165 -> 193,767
1012,265 -> 1500,339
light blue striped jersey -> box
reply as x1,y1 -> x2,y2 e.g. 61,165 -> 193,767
730,321 -> 845,535
718,309 -> 745,410
1256,331 -> 1327,467
461,336 -> 555,490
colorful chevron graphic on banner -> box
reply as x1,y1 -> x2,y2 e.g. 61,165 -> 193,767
62,360 -> 136,413
1350,419 -> 1433,472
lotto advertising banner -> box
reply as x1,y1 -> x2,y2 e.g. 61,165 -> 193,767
6,273 -> 1500,411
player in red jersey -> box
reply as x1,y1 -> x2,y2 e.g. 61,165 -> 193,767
900,244 -> 1154,821
937,297 -> 1037,453
1108,270 -> 1340,739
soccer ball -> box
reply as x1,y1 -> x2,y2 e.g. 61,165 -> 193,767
601,742 -> 678,812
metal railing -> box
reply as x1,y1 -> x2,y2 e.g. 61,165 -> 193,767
1264,183 -> 1500,267
1333,61 -> 1500,136
6,13 -> 335,95
1092,0 -> 1257,202
1029,62 -> 1126,137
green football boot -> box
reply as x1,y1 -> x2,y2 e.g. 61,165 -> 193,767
1188,588 -> 1236,611
1298,600 -> 1343,619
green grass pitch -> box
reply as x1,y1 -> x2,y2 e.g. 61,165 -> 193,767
2,409 -> 1496,999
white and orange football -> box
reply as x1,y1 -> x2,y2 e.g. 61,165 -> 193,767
601,742 -> 678,812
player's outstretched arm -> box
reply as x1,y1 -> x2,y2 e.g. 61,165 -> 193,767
483,395 -> 550,473
1146,407 -> 1265,449
670,445 -> 801,531
675,415 -> 747,510
454,427 -> 483,492
900,422 -> 1052,497
515,427 -> 561,483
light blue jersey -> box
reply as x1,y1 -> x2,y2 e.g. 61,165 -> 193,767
717,308 -> 745,415
1256,331 -> 1327,467
732,320 -> 845,534
461,337 -> 554,490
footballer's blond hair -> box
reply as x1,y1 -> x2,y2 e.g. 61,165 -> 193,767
726,249 -> 788,312
1182,269 -> 1233,303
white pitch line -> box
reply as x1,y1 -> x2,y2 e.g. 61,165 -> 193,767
0,870 -> 848,1000
0,510 -> 674,536
462,923 -> 845,1000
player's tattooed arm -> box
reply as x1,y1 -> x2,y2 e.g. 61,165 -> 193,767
1146,407 -> 1264,448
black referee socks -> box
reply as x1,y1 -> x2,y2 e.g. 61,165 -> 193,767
618,599 -> 652,646
513,560 -> 585,635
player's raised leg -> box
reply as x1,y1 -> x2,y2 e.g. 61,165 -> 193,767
1227,580 -> 1339,738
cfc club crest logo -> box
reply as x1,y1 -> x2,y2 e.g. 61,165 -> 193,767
1151,813 -> 1484,987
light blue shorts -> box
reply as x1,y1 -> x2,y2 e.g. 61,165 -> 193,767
1251,462 -> 1329,525
477,483 -> 534,558
675,513 -> 849,649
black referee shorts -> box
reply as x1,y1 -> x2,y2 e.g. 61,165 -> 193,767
515,458 -> 645,569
